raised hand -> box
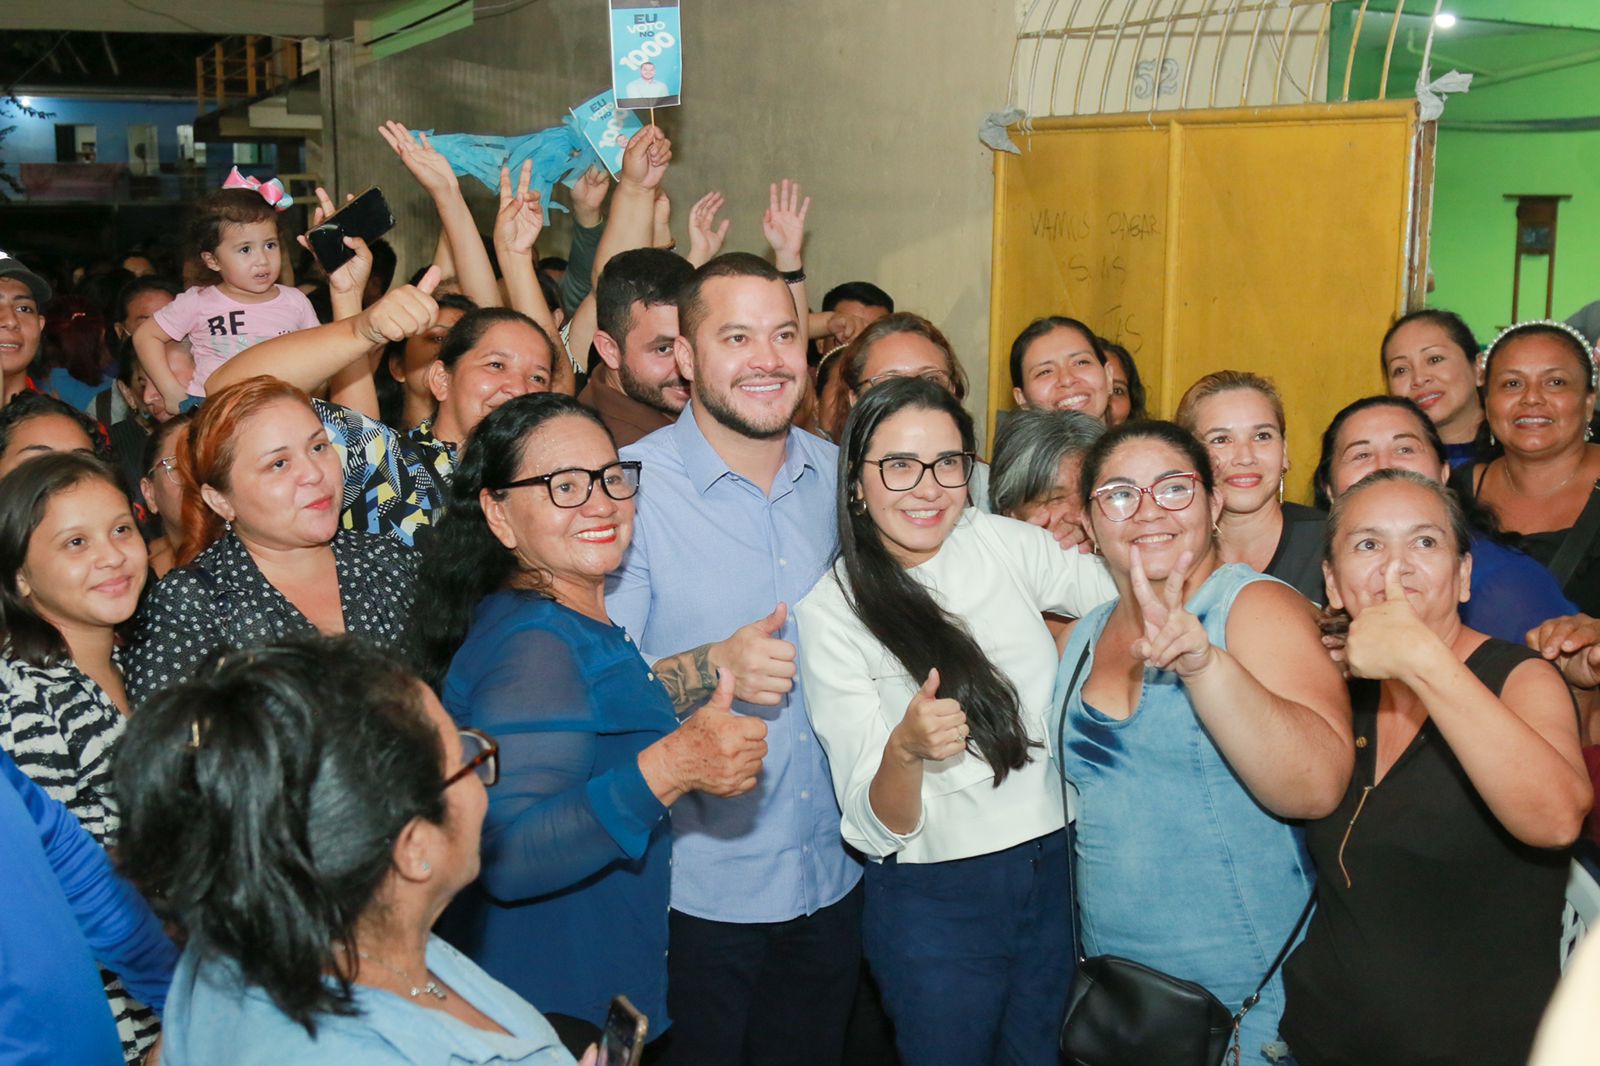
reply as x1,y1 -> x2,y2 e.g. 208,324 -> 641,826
1528,613 -> 1600,690
687,191 -> 730,268
710,604 -> 798,706
619,125 -> 672,190
652,190 -> 674,250
762,178 -> 811,267
1128,547 -> 1215,677
296,186 -> 370,295
667,669 -> 769,797
892,669 -> 968,763
354,266 -> 440,346
1344,562 -> 1435,681
494,162 -> 544,256
571,166 -> 611,228
377,120 -> 459,198
826,310 -> 868,347
1318,605 -> 1352,678
1026,506 -> 1095,555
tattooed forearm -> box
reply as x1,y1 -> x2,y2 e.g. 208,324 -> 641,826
654,643 -> 720,715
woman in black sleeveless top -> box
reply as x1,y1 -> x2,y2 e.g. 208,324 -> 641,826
1447,321 -> 1600,615
1281,470 -> 1591,1066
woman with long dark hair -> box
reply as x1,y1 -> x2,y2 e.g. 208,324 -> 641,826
794,378 -> 1116,1066
414,393 -> 773,1049
0,452 -> 159,1061
1052,420 -> 1352,1061
1007,316 -> 1111,421
115,636 -> 581,1065
1381,308 -> 1484,467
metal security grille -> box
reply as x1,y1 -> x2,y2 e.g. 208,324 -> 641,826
1008,0 -> 1447,120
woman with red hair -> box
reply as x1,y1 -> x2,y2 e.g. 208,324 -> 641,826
125,376 -> 418,706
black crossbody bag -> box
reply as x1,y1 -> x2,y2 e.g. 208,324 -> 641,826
1055,643 -> 1315,1066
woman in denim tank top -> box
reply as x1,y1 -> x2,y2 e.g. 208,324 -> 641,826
1051,421 -> 1353,1060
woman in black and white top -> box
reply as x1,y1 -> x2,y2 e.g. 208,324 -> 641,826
127,377 -> 418,707
0,451 -> 160,1063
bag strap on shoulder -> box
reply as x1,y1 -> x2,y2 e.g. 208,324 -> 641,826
1056,639 -> 1316,1016
1547,479 -> 1600,588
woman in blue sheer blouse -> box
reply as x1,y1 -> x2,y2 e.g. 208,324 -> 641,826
1314,396 -> 1576,643
416,394 -> 773,1047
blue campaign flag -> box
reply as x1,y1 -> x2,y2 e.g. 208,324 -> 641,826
609,0 -> 681,110
420,126 -> 598,210
569,89 -> 645,177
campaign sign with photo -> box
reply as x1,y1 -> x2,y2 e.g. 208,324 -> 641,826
610,0 -> 682,110
570,89 -> 645,177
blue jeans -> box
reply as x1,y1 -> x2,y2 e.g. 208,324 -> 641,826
863,830 -> 1073,1066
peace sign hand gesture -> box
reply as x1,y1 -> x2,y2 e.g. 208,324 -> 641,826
494,162 -> 544,256
1128,547 -> 1215,677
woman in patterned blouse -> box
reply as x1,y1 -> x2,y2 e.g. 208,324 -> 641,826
0,451 -> 161,1062
205,270 -> 557,548
126,377 -> 418,707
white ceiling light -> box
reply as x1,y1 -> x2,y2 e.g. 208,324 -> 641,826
1435,12 -> 1458,29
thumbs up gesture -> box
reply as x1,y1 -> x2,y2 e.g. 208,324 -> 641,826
891,669 -> 969,763
667,669 -> 769,797
1345,562 -> 1435,682
355,265 -> 440,345
709,604 -> 798,706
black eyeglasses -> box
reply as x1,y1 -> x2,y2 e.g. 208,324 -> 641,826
865,452 -> 976,492
1089,472 -> 1199,522
445,727 -> 499,788
496,461 -> 642,508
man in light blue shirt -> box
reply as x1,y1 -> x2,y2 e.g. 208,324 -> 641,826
608,252 -> 863,1066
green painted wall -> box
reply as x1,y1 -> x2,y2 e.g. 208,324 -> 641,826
1330,3 -> 1600,340
1429,54 -> 1600,338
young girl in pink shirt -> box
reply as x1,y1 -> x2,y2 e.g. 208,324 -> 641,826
135,185 -> 320,408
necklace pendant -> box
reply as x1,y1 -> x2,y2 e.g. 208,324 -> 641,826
421,979 -> 448,1001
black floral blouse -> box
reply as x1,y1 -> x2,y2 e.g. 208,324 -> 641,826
126,528 -> 419,707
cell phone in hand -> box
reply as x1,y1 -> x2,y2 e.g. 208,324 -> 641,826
307,186 -> 396,274
598,995 -> 647,1066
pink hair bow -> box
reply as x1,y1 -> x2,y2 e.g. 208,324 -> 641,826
222,166 -> 294,211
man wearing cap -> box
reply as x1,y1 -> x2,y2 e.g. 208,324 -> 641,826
0,253 -> 52,407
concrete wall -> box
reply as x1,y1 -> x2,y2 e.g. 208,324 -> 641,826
325,0 -> 1018,430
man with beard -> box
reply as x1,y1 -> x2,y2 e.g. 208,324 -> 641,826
578,247 -> 694,447
608,252 -> 863,1066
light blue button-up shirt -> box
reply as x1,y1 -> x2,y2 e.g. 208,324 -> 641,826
608,405 -> 863,924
